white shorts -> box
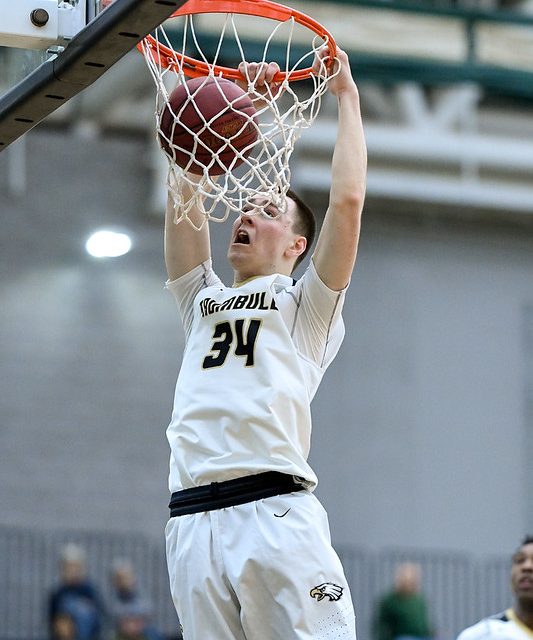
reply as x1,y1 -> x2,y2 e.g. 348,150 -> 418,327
165,491 -> 357,640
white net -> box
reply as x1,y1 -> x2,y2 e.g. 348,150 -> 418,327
140,6 -> 338,229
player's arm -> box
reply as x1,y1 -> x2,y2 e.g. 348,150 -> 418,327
164,175 -> 211,281
311,47 -> 367,291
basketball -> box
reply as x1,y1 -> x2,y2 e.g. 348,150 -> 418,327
159,77 -> 258,176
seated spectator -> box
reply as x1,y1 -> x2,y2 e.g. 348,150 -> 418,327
48,543 -> 105,640
110,559 -> 162,640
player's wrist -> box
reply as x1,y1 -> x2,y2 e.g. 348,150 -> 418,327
333,81 -> 359,101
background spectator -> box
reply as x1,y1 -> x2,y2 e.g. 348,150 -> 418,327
373,562 -> 434,640
48,543 -> 105,640
109,559 -> 162,640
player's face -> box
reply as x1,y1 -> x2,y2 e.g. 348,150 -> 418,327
510,542 -> 533,602
228,196 -> 302,281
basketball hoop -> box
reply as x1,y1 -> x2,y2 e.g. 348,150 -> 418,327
138,0 -> 338,229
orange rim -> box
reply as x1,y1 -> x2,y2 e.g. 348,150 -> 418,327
137,0 -> 336,82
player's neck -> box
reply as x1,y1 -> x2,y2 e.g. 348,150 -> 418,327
511,603 -> 533,631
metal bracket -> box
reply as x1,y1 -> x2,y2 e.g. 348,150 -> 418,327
0,0 -> 87,49
58,0 -> 87,42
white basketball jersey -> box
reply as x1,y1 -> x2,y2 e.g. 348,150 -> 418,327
166,259 -> 346,492
457,610 -> 533,640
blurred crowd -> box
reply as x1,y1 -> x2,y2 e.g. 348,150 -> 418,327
47,536 -> 533,640
48,543 -> 170,640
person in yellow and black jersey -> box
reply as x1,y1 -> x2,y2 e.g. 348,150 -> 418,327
457,536 -> 533,640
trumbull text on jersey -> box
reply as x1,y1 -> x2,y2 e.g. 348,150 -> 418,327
200,291 -> 278,318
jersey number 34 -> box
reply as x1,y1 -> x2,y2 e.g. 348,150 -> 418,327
203,319 -> 261,369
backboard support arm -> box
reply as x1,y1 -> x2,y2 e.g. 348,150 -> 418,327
0,0 -> 187,151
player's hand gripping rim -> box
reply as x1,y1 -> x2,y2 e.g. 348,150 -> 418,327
236,61 -> 284,109
313,46 -> 355,98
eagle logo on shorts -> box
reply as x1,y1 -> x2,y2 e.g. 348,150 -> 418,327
310,582 -> 344,602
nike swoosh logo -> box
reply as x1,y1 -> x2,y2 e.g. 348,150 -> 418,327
274,508 -> 291,518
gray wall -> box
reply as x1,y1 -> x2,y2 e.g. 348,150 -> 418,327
311,211 -> 532,555
0,130 -> 531,557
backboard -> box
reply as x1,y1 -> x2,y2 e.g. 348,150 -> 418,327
0,0 -> 188,151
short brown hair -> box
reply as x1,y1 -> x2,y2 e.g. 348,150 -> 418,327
287,188 -> 316,272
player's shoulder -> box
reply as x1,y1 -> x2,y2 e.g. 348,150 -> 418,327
167,259 -> 223,292
457,611 -> 516,640
278,260 -> 331,296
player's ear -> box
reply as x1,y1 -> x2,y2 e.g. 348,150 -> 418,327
286,236 -> 306,259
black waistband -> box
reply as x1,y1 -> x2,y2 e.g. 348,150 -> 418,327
169,471 -> 305,517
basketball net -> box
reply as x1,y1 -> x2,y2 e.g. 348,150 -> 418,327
139,1 -> 338,229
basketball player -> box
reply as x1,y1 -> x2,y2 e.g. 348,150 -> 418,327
163,46 -> 366,639
456,536 -> 533,640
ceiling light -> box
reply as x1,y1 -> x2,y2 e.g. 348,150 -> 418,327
85,229 -> 132,258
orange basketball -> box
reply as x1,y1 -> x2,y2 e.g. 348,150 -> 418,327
159,77 -> 258,176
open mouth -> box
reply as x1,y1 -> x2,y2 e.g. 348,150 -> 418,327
235,229 -> 250,244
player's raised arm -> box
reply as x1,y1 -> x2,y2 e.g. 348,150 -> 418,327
164,175 -> 211,281
311,48 -> 367,291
